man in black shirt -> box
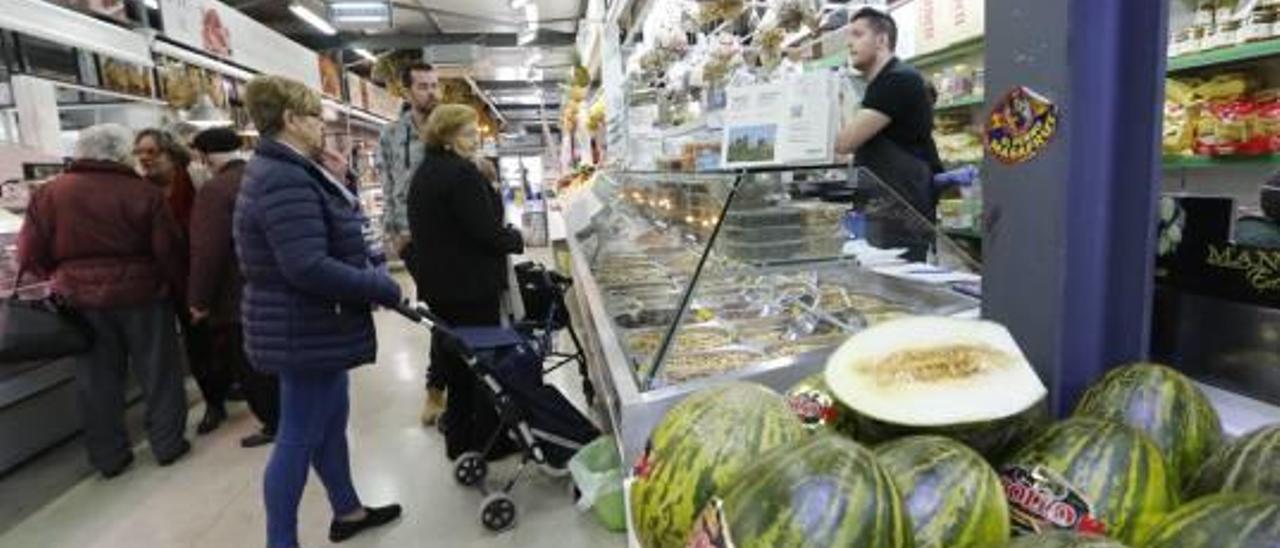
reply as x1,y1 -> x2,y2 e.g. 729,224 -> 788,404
835,7 -> 942,259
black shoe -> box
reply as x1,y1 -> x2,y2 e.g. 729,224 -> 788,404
240,430 -> 275,448
196,405 -> 227,435
100,453 -> 134,479
157,440 -> 190,466
329,504 -> 402,543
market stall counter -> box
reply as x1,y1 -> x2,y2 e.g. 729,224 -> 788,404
561,165 -> 983,464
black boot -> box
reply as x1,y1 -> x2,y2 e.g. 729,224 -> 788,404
329,504 -> 402,543
196,404 -> 226,435
240,428 -> 275,448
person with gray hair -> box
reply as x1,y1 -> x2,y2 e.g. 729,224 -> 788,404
17,123 -> 191,478
74,123 -> 135,164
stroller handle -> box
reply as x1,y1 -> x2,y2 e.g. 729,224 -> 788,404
393,300 -> 446,327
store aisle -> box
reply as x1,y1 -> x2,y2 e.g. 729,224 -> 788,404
0,275 -> 623,548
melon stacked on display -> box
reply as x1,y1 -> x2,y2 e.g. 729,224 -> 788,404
998,417 -> 1178,544
626,315 -> 1280,548
824,316 -> 1049,461
1186,424 -> 1280,499
1072,363 -> 1223,489
629,382 -> 805,548
1141,493 -> 1280,547
701,434 -> 912,547
875,435 -> 1010,548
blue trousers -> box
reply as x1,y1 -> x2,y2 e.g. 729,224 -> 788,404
264,370 -> 362,548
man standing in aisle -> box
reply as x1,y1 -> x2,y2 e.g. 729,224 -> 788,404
835,7 -> 944,260
188,128 -> 279,448
377,61 -> 445,425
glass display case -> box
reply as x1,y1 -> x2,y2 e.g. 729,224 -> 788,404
561,164 -> 983,464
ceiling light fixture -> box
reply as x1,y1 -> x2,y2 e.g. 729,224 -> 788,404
517,28 -> 537,46
524,4 -> 539,29
330,1 -> 389,8
354,48 -> 378,62
289,3 -> 338,36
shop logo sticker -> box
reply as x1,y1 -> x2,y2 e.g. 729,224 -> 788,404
985,86 -> 1060,165
786,388 -> 839,430
1000,465 -> 1107,537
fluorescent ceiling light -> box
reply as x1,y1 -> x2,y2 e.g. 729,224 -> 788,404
144,0 -> 159,8
354,48 -> 378,62
332,15 -> 389,23
289,3 -> 338,35
517,28 -> 537,46
330,1 -> 389,8
524,4 -> 539,27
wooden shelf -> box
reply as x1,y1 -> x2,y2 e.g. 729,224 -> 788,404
1167,39 -> 1280,73
1162,155 -> 1280,169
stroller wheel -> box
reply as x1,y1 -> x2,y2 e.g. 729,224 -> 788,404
454,452 -> 488,487
479,493 -> 518,532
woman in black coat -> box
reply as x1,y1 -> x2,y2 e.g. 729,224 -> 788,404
407,104 -> 523,457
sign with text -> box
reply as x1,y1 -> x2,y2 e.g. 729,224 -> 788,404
160,0 -> 321,89
721,72 -> 845,168
904,0 -> 983,59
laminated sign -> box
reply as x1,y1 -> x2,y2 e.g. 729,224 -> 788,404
985,86 -> 1060,165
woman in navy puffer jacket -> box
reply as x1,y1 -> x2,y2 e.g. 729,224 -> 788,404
234,76 -> 403,548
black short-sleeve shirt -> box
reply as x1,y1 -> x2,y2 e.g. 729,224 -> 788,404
861,58 -> 943,173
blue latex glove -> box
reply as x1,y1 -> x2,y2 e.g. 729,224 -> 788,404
934,165 -> 979,189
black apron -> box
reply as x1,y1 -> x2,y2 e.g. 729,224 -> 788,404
854,136 -> 938,262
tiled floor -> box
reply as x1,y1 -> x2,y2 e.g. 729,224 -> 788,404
0,272 -> 625,548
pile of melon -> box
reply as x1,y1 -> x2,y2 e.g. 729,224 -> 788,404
626,317 -> 1280,548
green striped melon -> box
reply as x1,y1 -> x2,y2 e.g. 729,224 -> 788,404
875,435 -> 1010,548
1072,363 -> 1222,489
785,374 -> 856,437
630,382 -> 805,548
825,317 -> 1049,461
1186,424 -> 1280,499
1141,493 -> 1280,547
1000,417 -> 1178,545
1005,531 -> 1129,547
709,434 -> 912,548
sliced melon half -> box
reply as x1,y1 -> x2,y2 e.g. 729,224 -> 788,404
825,316 -> 1049,460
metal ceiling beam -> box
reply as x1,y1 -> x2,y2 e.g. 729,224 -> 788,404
314,31 -> 578,50
496,104 -> 561,112
472,80 -> 564,90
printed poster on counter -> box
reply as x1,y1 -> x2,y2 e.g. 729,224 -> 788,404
721,72 -> 841,168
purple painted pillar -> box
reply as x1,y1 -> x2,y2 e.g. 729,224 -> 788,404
982,0 -> 1169,415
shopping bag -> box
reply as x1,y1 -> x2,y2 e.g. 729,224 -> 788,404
569,436 -> 626,532
0,276 -> 92,362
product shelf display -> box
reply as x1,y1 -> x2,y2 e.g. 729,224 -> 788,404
563,164 -> 981,464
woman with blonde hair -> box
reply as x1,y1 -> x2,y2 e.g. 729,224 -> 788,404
235,75 -> 403,548
406,104 -> 524,459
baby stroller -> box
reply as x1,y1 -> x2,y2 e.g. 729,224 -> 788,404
513,261 -> 594,405
394,301 -> 600,533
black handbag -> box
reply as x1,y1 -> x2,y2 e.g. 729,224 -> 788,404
0,271 -> 93,362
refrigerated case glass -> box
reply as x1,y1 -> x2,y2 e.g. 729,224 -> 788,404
572,164 -> 982,393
